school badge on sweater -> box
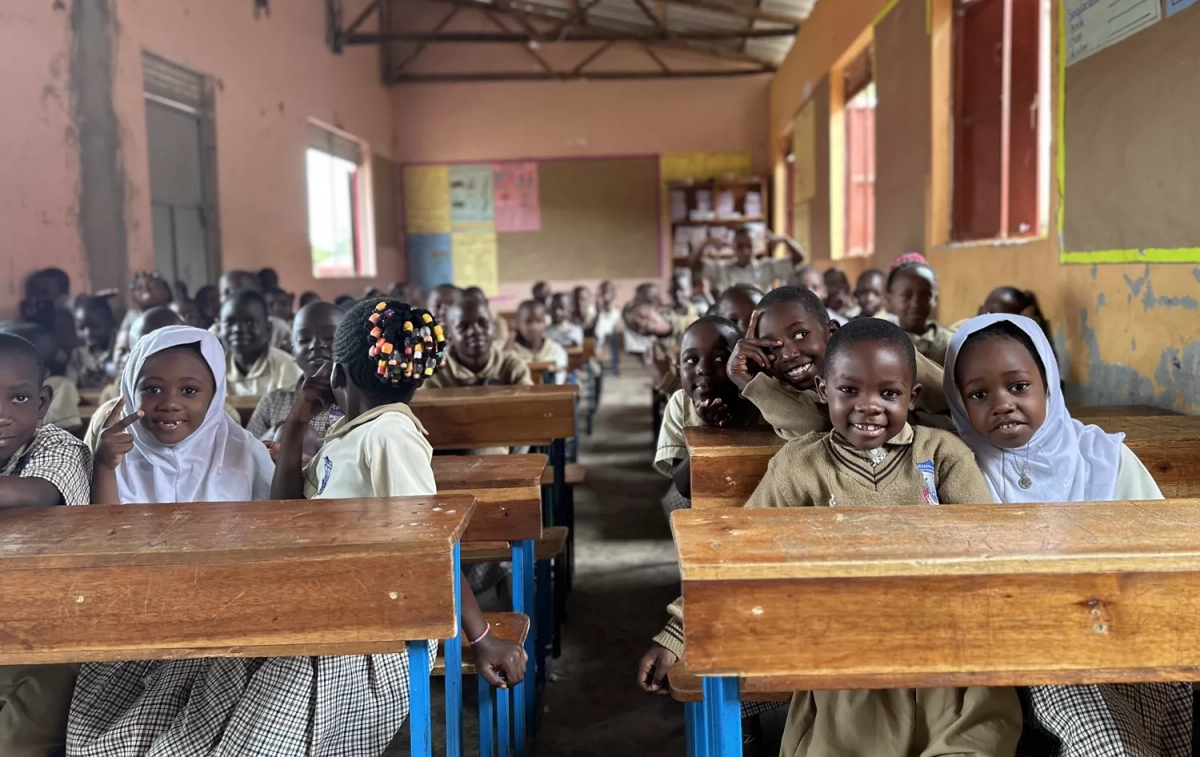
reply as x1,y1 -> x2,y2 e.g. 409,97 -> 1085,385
916,460 -> 940,504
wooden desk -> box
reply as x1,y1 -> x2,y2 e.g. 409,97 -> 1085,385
227,395 -> 260,426
434,454 -> 544,543
673,503 -> 1200,752
527,360 -> 557,383
413,385 -> 576,451
566,337 -> 596,374
685,415 -> 1200,508
79,388 -> 103,407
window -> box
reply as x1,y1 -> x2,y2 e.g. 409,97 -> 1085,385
844,47 -> 876,257
306,122 -> 375,278
952,0 -> 1050,242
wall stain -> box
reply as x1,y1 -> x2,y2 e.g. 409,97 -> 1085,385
1193,267 -> 1200,284
1077,309 -> 1199,413
1096,292 -> 1106,309
1124,265 -> 1199,312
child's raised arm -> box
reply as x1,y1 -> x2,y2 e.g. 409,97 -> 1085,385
91,398 -> 143,505
270,364 -> 333,501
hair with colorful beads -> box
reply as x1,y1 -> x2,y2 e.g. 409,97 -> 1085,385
333,298 -> 447,400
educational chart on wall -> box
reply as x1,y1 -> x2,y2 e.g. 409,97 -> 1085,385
1066,0 -> 1161,65
1166,0 -> 1200,16
449,164 -> 494,230
493,162 -> 541,232
403,165 -> 451,234
405,233 -> 453,291
451,231 -> 500,296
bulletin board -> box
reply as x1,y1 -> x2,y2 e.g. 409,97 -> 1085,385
1060,1 -> 1200,263
495,157 -> 661,282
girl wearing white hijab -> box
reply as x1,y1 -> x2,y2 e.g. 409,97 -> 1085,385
71,326 -> 340,756
944,314 -> 1192,757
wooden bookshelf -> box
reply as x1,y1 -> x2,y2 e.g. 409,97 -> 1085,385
668,177 -> 768,270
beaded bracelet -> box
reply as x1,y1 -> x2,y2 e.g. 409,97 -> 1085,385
469,623 -> 492,646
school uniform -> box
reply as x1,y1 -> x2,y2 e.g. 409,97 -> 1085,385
946,315 -> 1193,757
424,345 -> 533,456
225,346 -> 303,398
0,425 -> 90,757
653,390 -> 704,516
907,320 -> 956,366
97,380 -> 119,407
593,306 -> 621,351
42,375 -> 83,432
741,350 -> 953,442
701,256 -> 795,293
653,425 -> 1021,757
508,338 -> 568,385
493,315 -> 511,349
66,345 -> 113,389
269,316 -> 292,350
546,320 -> 584,349
245,389 -> 344,441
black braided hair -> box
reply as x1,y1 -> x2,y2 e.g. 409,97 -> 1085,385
333,298 -> 447,400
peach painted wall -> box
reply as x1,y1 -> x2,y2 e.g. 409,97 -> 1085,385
392,75 -> 772,307
0,3 -> 86,313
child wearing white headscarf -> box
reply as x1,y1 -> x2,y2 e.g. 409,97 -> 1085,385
944,314 -> 1192,757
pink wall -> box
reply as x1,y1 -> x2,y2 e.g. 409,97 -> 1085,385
0,4 -> 85,313
393,75 -> 771,305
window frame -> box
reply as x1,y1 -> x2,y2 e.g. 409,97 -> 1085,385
305,120 -> 376,279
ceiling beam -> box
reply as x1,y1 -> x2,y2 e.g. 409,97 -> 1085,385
655,0 -> 804,25
391,67 -> 773,83
347,28 -> 795,43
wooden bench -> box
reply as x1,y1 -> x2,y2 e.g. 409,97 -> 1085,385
685,415 -> 1200,508
0,495 -> 475,757
527,360 -> 558,384
672,502 -> 1200,754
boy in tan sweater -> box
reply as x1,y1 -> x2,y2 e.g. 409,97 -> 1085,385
639,318 -> 1020,757
729,285 -> 951,441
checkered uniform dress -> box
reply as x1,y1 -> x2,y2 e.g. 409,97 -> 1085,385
1017,683 -> 1194,757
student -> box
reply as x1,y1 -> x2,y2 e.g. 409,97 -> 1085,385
592,280 -> 621,351
532,280 -> 552,310
247,300 -> 346,446
67,296 -> 117,389
219,270 -> 292,351
193,285 -> 220,330
70,326 -> 296,755
463,287 -> 512,349
620,283 -> 664,356
508,299 -> 568,385
572,285 -> 597,335
388,281 -> 425,309
257,267 -> 280,292
270,298 -> 527,748
791,265 -> 848,325
853,268 -> 889,320
0,323 -> 80,433
654,316 -> 758,514
23,267 -> 73,313
641,318 -> 1021,757
426,295 -> 532,390
888,260 -> 954,366
298,290 -> 322,308
168,297 -> 206,329
547,292 -> 584,348
711,283 -> 763,334
625,299 -> 684,394
334,294 -> 357,311
823,267 -> 858,318
727,286 -> 950,442
0,333 -> 91,757
219,289 -> 303,397
693,228 -> 806,294
118,271 -> 173,335
944,314 -> 1193,756
264,287 -> 295,325
426,283 -> 463,326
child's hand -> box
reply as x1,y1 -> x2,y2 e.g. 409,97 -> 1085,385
473,635 -> 528,689
637,643 -> 678,694
695,397 -> 734,427
727,310 -> 780,391
95,398 -> 143,470
289,362 -> 334,424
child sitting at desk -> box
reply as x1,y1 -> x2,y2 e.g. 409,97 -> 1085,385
219,289 -> 303,398
853,268 -> 889,320
0,322 -> 81,433
887,259 -> 954,366
654,316 -> 759,515
593,280 -> 622,352
547,292 -> 584,348
247,300 -> 347,455
729,286 -> 953,442
67,295 -> 117,389
508,299 -> 568,385
117,271 -> 173,335
0,333 -> 92,757
711,283 -> 762,333
268,298 -> 527,753
945,314 -> 1193,757
218,270 -> 292,352
641,318 -> 1021,757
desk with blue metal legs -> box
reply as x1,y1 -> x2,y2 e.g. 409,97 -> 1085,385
671,502 -> 1200,757
0,495 -> 476,757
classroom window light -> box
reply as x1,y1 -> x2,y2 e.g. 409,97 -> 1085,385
306,121 -> 376,279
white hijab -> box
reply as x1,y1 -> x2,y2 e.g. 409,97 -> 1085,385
943,314 -> 1124,503
115,325 -> 275,504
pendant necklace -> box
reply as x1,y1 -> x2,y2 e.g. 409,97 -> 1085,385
1013,446 -> 1033,490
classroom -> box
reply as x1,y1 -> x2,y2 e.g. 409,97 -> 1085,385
1,0 -> 1198,755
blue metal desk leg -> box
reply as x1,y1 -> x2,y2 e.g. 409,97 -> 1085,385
446,544 -> 464,757
478,673 -> 495,757
701,677 -> 741,757
535,557 -> 551,684
497,673 -> 513,757
684,700 -> 708,757
409,639 -> 434,757
511,539 -> 535,756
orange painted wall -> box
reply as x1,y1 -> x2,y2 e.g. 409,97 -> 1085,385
769,0 -> 1199,412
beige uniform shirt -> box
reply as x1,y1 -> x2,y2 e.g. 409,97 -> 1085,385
508,339 -> 568,385
701,256 -> 795,293
225,347 -> 303,398
907,321 -> 955,367
423,345 -> 533,389
303,403 -> 435,500
43,376 -> 82,432
653,390 -> 704,478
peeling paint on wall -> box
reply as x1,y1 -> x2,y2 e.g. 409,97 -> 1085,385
1077,309 -> 1199,413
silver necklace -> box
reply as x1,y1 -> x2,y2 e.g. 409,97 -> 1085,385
1011,447 -> 1033,490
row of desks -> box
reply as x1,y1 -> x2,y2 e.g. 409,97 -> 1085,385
685,414 -> 1200,508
